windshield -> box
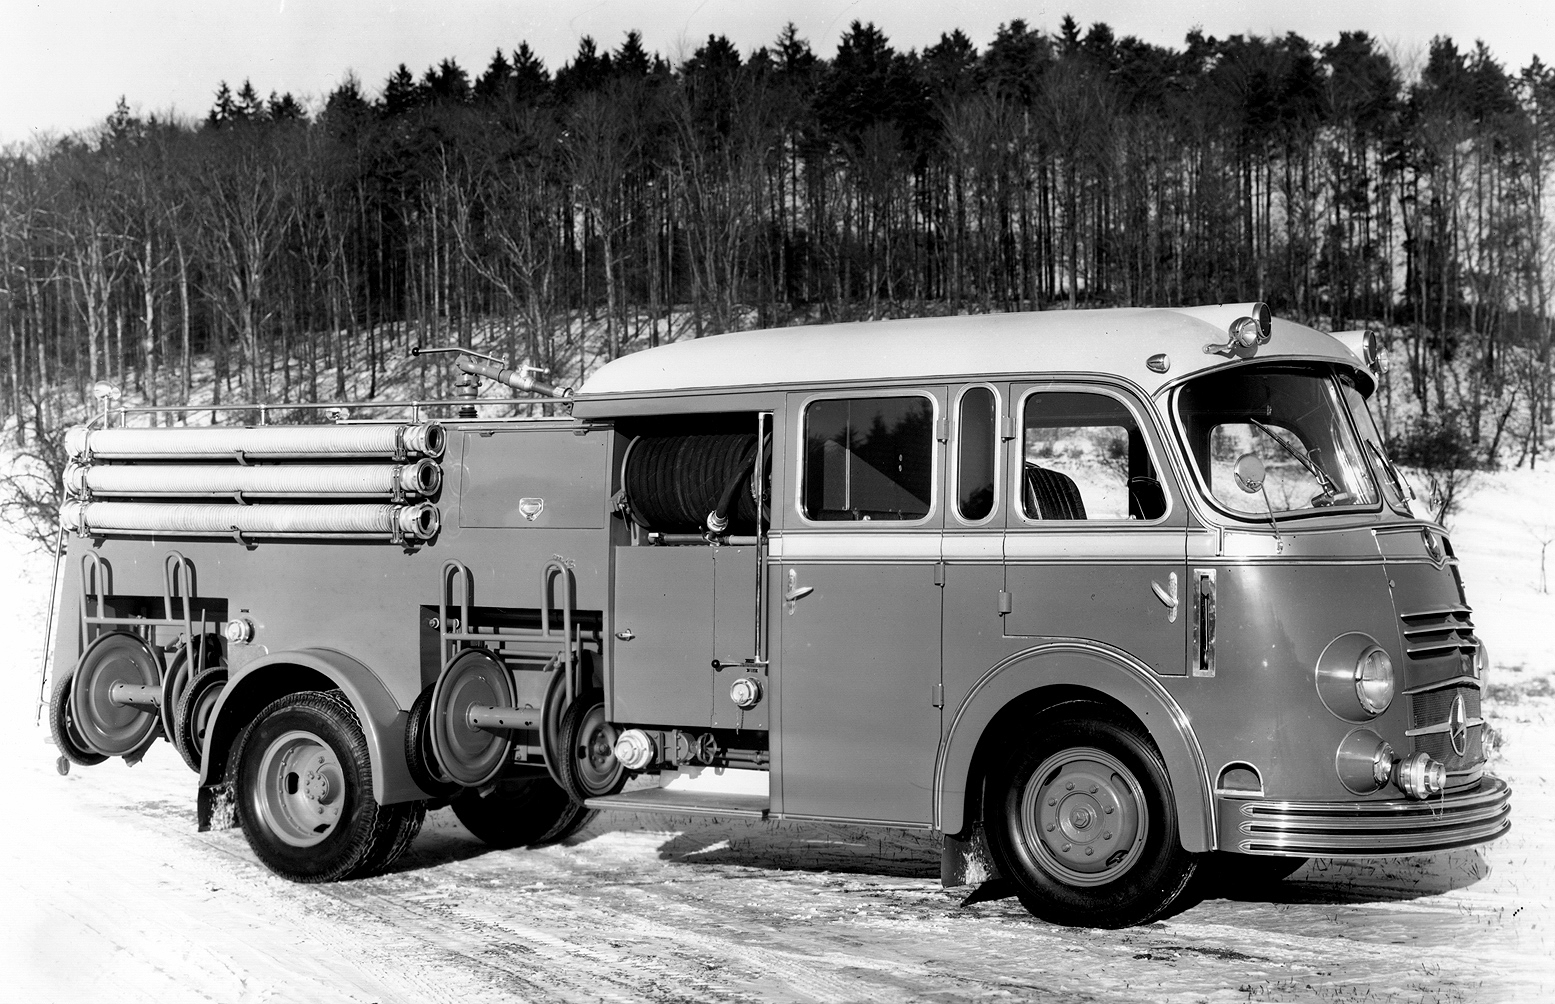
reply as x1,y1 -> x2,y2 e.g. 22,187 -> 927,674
1177,366 -> 1379,517
1338,374 -> 1415,515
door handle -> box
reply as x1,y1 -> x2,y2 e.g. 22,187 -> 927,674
784,569 -> 814,614
615,628 -> 635,641
1151,572 -> 1179,623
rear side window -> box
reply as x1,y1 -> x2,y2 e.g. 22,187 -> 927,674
1022,391 -> 1165,521
803,396 -> 934,521
957,387 -> 997,521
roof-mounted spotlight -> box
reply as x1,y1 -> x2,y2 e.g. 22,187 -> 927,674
1204,302 -> 1272,358
1333,329 -> 1385,374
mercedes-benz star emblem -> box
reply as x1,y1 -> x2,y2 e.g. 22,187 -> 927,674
1447,693 -> 1469,757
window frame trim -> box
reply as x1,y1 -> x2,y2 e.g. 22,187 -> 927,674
1011,382 -> 1174,528
1169,365 -> 1385,526
792,387 -> 943,529
950,382 -> 1003,528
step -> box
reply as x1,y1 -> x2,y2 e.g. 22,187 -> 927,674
584,786 -> 769,819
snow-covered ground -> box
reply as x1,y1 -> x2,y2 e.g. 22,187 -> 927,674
3,478 -> 1554,1002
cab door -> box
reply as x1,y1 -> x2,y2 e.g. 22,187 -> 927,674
776,388 -> 945,825
1002,385 -> 1188,676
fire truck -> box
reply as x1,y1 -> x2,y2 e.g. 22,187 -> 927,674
43,303 -> 1509,927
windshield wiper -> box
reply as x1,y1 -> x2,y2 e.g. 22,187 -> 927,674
1247,419 -> 1345,505
1366,439 -> 1415,507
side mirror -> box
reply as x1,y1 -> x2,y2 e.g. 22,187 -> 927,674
1233,453 -> 1266,494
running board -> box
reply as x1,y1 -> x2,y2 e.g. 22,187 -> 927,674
584,787 -> 769,819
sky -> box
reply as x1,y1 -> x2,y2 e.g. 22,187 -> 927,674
2,0 -> 1554,145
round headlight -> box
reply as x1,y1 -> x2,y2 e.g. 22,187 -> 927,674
1355,646 -> 1394,715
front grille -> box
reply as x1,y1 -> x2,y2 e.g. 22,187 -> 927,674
1412,685 -> 1481,726
1399,603 -> 1484,779
1415,726 -> 1485,772
1399,606 -> 1475,660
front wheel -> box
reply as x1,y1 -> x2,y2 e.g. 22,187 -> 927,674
983,705 -> 1199,928
234,690 -> 419,882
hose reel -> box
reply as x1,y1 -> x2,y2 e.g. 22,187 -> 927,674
620,431 -> 766,535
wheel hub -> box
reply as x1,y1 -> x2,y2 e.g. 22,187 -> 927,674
255,731 -> 346,848
1021,747 -> 1147,887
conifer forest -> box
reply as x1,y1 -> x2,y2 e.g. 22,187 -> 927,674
2,18 -> 1553,480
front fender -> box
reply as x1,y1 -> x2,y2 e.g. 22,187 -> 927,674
198,647 -> 418,806
935,640 -> 1215,853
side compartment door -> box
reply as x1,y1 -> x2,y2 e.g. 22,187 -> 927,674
777,389 -> 945,825
1002,385 -> 1188,675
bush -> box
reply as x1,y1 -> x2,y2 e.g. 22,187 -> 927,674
1388,411 -> 1483,527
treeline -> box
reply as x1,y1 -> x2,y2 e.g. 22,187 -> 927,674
2,18 -> 1554,464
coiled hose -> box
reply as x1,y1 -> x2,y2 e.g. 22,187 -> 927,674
622,433 -> 759,534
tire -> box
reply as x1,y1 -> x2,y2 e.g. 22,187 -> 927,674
49,672 -> 107,768
173,666 -> 229,772
983,703 -> 1199,928
555,695 -> 626,802
404,684 -> 460,801
451,775 -> 594,849
160,633 -> 223,744
234,690 -> 406,882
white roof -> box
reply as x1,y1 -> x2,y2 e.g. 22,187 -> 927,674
577,305 -> 1368,400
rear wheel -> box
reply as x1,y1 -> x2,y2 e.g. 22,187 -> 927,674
451,775 -> 594,849
234,690 -> 414,882
983,704 -> 1199,928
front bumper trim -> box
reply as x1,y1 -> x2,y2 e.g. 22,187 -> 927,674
1230,775 -> 1510,855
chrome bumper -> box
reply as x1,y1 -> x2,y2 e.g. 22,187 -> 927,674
1223,775 -> 1510,856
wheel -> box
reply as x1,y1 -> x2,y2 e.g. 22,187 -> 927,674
983,704 -> 1199,928
404,684 -> 460,800
69,633 -> 163,758
160,633 -> 223,744
555,695 -> 626,801
173,666 -> 228,772
451,775 -> 595,849
234,690 -> 410,882
49,671 -> 107,768
429,649 -> 514,788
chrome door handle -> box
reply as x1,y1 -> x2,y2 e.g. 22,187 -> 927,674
615,628 -> 635,641
1151,572 -> 1179,623
784,569 -> 814,614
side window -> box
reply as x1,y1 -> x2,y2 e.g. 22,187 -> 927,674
803,396 -> 934,522
957,387 -> 997,521
1021,391 -> 1165,521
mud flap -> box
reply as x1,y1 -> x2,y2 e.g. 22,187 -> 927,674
197,783 -> 236,832
941,824 -> 1001,887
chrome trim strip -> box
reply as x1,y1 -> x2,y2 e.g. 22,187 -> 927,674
943,533 -> 1002,561
1004,531 -> 1184,560
1238,777 -> 1508,817
779,532 -> 942,561
1236,818 -> 1509,855
1403,675 -> 1482,696
1239,800 -> 1507,833
1405,717 -> 1484,738
1399,605 -> 1472,621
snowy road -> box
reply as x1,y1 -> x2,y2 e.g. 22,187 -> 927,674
4,523 -> 1554,1002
